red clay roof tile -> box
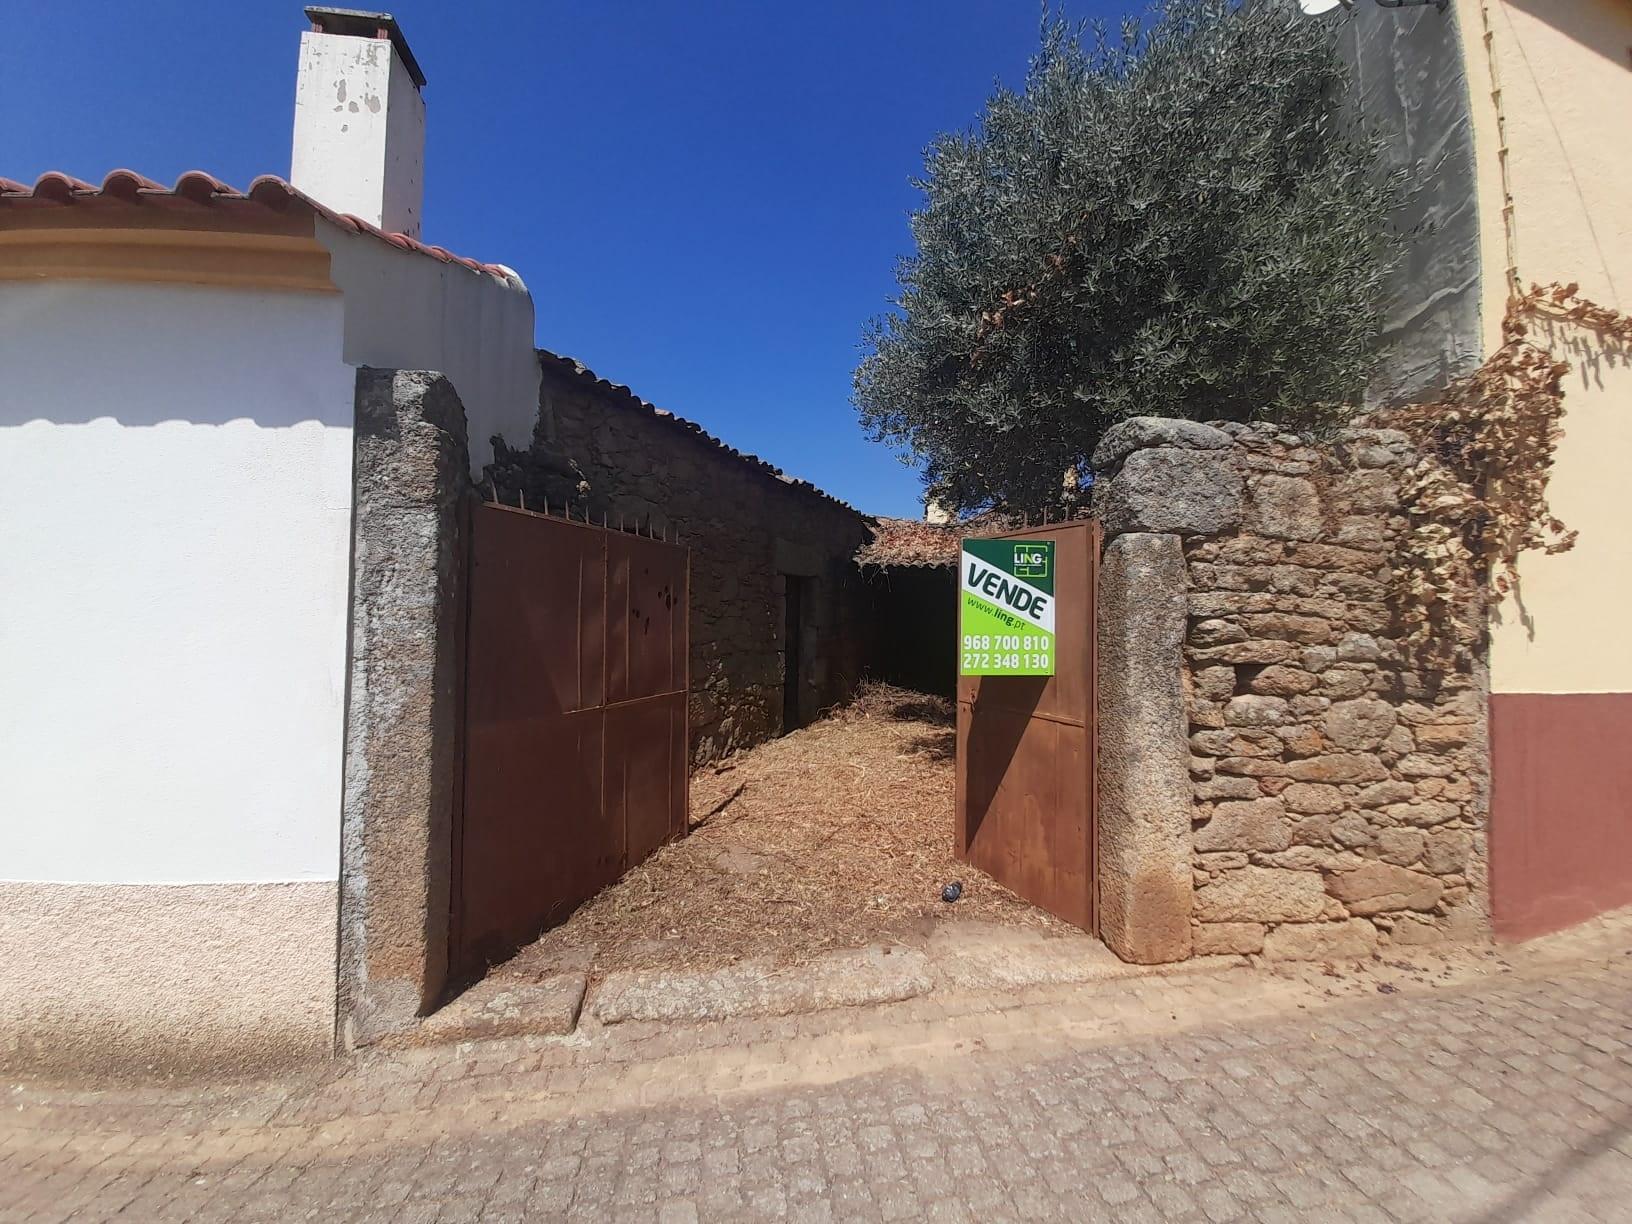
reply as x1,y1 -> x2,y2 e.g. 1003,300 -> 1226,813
0,169 -> 517,284
537,349 -> 861,516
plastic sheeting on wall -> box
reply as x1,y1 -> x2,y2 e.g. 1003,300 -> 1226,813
1336,4 -> 1484,406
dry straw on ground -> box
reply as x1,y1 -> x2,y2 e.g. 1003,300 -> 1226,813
504,683 -> 1064,981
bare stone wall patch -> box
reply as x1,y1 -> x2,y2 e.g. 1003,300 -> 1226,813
1097,418 -> 1490,964
488,360 -> 874,763
340,369 -> 472,1047
1097,532 -> 1193,964
1171,423 -> 1489,960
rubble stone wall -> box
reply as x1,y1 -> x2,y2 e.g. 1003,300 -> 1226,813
488,360 -> 873,764
1095,418 -> 1490,961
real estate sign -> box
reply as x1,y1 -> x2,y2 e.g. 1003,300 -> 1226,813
959,538 -> 1056,676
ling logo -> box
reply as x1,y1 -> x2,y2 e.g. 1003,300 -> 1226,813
1013,543 -> 1049,579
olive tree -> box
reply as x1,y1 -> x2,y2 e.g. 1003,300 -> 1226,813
855,0 -> 1407,514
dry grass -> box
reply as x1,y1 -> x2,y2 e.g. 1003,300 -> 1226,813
501,683 -> 1066,982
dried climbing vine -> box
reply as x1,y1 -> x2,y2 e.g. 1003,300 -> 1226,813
1376,283 -> 1632,667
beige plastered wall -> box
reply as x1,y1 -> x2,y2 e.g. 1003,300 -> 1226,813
0,882 -> 337,1076
1455,0 -> 1632,695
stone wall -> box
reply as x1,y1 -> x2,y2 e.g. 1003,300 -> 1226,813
488,357 -> 873,763
341,369 -> 470,1044
1095,418 -> 1490,962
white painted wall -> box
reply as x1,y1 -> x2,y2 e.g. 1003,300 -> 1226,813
319,217 -> 540,472
380,44 -> 425,236
0,280 -> 354,884
291,30 -> 425,237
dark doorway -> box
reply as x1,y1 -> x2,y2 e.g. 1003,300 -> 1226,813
864,566 -> 957,699
782,575 -> 805,732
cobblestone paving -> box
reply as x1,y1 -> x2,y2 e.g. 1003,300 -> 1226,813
4,926 -> 1630,1223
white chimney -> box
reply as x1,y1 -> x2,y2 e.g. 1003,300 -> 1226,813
290,7 -> 426,237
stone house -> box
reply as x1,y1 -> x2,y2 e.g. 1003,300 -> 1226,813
487,352 -> 874,763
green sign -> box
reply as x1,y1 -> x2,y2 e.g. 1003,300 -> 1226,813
960,538 -> 1056,676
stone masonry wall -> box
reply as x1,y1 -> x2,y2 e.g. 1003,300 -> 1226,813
487,358 -> 873,764
342,369 -> 470,1045
1095,417 -> 1490,962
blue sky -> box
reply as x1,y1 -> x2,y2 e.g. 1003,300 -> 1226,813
2,1 -> 1128,517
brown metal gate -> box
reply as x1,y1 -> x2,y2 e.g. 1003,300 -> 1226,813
451,501 -> 689,982
955,519 -> 1098,931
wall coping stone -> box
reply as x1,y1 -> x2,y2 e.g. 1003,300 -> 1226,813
1097,446 -> 1245,537
1092,417 -> 1232,471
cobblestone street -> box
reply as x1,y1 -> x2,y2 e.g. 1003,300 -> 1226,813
4,920 -> 1630,1223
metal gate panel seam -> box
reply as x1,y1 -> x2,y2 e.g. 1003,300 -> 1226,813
450,502 -> 689,986
955,519 -> 1098,933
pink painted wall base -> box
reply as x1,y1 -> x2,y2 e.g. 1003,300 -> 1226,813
1490,692 -> 1632,940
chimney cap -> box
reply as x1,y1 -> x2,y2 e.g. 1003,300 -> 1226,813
303,6 -> 426,89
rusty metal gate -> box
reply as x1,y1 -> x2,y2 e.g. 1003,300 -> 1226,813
451,501 -> 689,982
955,519 -> 1098,931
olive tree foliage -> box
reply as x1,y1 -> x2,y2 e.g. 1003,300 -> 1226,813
855,0 -> 1409,514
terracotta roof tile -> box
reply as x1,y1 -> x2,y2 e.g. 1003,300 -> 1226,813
0,169 -> 520,286
537,350 -> 859,515
5,172 -> 862,521
855,511 -> 1028,568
